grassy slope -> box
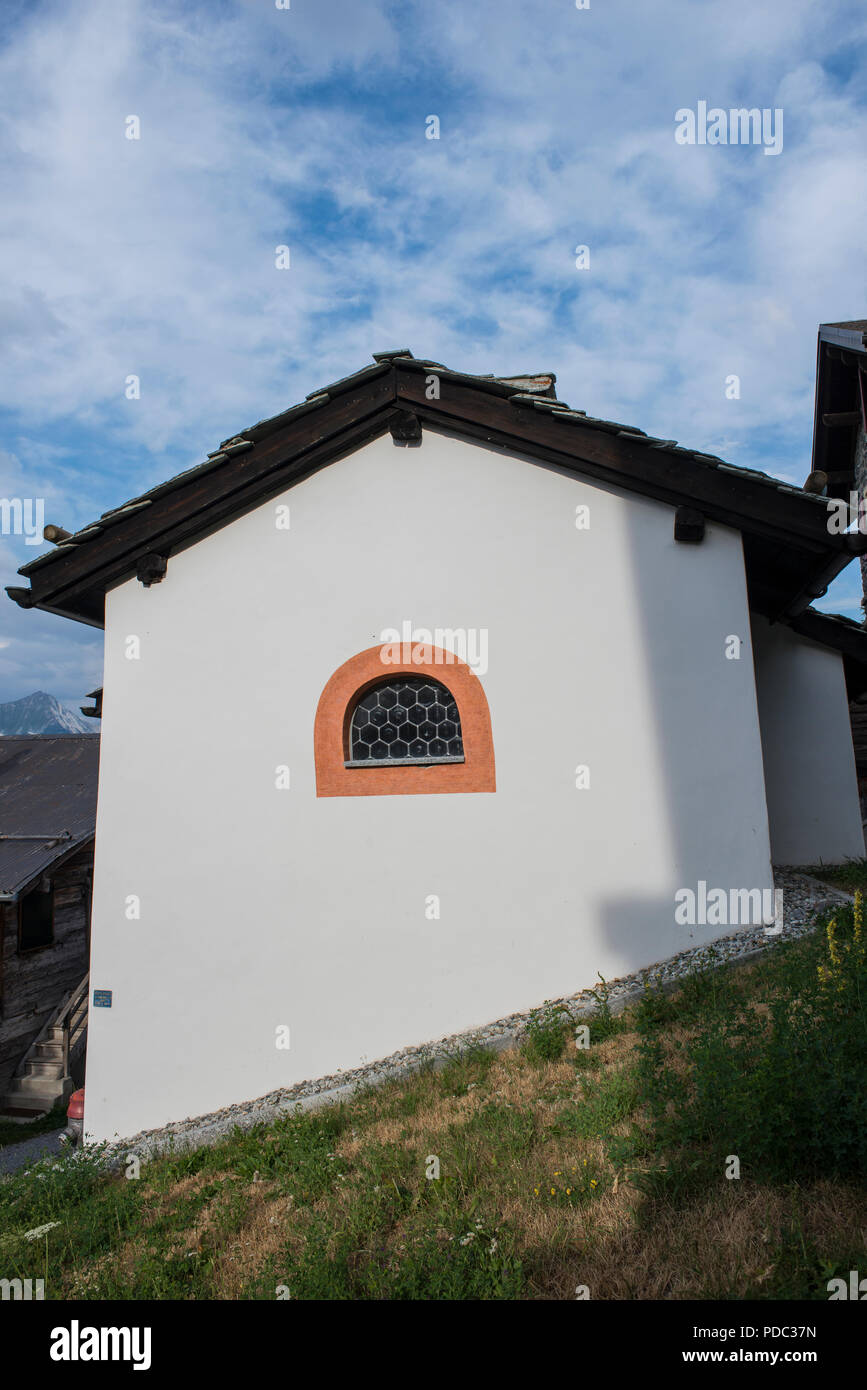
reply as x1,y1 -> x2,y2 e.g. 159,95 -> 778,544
800,856 -> 867,896
1,910 -> 865,1301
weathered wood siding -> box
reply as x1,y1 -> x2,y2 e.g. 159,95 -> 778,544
850,692 -> 867,823
0,845 -> 92,1096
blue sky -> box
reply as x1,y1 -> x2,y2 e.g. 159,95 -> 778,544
1,0 -> 866,709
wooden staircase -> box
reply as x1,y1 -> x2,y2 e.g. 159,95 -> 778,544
1,973 -> 89,1116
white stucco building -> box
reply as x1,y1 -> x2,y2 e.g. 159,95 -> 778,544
10,349 -> 867,1142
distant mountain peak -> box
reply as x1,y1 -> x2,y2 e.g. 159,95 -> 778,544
0,691 -> 97,736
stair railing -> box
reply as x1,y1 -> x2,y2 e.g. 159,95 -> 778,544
55,973 -> 90,1079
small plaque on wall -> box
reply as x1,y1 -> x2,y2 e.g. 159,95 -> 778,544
92,989 -> 113,1008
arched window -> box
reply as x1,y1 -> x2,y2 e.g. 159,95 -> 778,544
314,645 -> 495,797
347,678 -> 464,766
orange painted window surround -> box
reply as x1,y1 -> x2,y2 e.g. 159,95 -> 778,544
314,644 -> 496,797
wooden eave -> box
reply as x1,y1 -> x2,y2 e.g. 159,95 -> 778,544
6,356 -> 865,655
811,327 -> 867,501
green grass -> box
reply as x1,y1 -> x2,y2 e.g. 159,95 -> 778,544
551,1067 -> 640,1140
1,908 -> 865,1300
520,980 -> 625,1066
798,856 -> 867,895
629,899 -> 867,1187
0,1102 -> 67,1151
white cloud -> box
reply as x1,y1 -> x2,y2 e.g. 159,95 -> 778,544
1,0 -> 866,692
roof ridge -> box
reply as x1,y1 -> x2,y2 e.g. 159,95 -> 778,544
7,351 -> 861,643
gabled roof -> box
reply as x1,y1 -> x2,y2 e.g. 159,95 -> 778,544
821,320 -> 867,338
7,350 -> 867,684
811,321 -> 867,502
0,735 -> 99,900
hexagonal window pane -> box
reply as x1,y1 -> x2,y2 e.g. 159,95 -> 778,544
349,677 -> 465,765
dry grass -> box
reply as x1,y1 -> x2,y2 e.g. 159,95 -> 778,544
211,1187 -> 294,1299
10,938 -> 866,1300
523,1179 -> 867,1300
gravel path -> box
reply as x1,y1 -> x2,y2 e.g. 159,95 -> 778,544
0,1127 -> 66,1176
95,868 -> 850,1168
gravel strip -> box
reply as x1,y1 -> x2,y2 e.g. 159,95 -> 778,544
14,869 -> 853,1174
0,1128 -> 67,1177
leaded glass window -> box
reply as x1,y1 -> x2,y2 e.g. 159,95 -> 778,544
346,678 -> 464,766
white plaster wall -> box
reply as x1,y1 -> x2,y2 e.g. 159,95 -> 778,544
752,614 -> 864,865
84,429 -> 774,1141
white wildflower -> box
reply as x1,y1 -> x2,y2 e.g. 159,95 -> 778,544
24,1221 -> 60,1242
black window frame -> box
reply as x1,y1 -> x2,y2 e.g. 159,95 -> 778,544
18,884 -> 55,953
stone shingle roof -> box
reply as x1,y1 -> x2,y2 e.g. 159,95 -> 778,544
14,351 -> 835,579
0,736 -> 99,900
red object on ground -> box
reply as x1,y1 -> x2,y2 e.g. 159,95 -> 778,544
67,1088 -> 85,1121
